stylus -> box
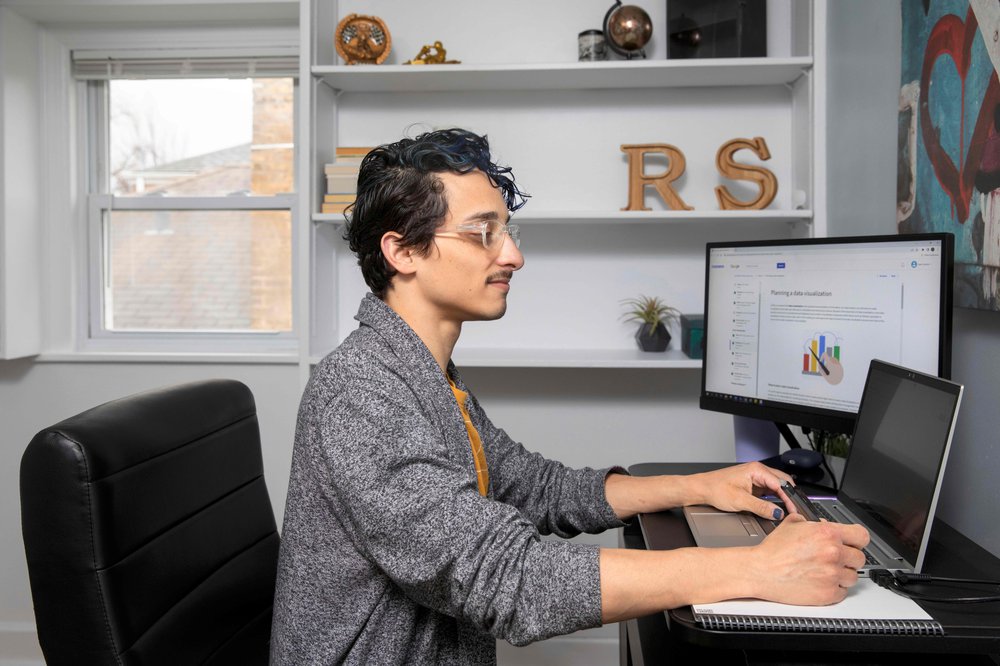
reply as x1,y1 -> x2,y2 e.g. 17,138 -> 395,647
779,481 -> 820,521
808,347 -> 830,376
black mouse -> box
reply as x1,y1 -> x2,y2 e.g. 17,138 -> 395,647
779,448 -> 824,470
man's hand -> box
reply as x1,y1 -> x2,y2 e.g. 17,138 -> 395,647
745,515 -> 870,605
687,462 -> 796,522
599,515 -> 871,622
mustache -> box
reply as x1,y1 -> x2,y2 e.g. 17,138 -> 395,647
486,271 -> 513,283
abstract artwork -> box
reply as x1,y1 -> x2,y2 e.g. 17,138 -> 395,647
899,0 -> 1000,311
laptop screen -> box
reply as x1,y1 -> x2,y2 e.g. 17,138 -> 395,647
840,360 -> 963,567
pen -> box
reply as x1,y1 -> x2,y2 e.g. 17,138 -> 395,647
808,347 -> 830,376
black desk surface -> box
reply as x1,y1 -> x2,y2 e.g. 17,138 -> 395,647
627,462 -> 1000,659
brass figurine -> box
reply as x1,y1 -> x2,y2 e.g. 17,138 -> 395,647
404,41 -> 461,65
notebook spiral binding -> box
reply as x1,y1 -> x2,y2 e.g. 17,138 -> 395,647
697,614 -> 945,635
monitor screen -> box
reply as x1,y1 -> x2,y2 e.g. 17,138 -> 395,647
699,233 -> 953,434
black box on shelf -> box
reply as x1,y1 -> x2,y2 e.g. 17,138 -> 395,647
667,0 -> 767,59
681,314 -> 704,359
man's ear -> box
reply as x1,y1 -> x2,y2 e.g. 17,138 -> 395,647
381,231 -> 418,276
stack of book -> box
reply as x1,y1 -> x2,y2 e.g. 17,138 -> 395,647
322,146 -> 372,214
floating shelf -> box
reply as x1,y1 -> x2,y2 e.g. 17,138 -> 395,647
313,209 -> 813,226
313,58 -> 813,94
310,348 -> 701,369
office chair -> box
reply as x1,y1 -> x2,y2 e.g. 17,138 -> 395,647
20,379 -> 280,666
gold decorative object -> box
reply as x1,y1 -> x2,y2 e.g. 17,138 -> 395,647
335,14 -> 391,65
620,143 -> 693,211
404,41 -> 461,65
715,137 -> 778,210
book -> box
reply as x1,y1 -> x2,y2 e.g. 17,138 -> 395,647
324,164 -> 360,175
691,578 -> 943,635
326,174 -> 357,194
321,202 -> 351,214
335,146 -> 373,157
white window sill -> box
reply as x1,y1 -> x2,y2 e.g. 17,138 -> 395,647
34,351 -> 300,365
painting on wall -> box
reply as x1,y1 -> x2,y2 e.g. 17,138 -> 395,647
899,0 -> 1000,311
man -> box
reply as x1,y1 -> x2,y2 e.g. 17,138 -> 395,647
270,128 -> 869,665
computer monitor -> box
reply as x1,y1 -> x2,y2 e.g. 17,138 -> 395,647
700,233 -> 953,436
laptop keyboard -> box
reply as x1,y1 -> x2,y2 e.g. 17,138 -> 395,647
807,501 -> 880,566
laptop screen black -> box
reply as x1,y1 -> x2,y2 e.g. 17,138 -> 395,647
840,361 -> 962,564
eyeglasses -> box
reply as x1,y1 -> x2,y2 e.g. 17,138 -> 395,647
434,219 -> 521,251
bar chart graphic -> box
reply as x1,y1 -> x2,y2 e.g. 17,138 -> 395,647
802,333 -> 841,376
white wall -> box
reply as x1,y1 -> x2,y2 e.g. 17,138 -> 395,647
0,6 -> 42,360
826,0 -> 1000,558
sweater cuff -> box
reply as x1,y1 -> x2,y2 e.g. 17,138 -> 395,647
594,466 -> 629,529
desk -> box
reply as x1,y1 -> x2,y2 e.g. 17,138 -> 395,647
620,462 -> 1000,665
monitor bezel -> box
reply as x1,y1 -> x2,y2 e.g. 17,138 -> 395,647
698,233 -> 954,435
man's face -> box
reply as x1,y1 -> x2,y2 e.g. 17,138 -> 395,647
411,169 -> 524,324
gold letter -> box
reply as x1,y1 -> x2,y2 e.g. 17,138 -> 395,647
715,137 -> 778,210
620,144 -> 693,211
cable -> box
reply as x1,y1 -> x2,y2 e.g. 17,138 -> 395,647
894,571 -> 1000,587
803,428 -> 839,491
869,569 -> 1000,603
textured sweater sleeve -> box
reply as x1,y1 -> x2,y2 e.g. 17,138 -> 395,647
460,386 -> 627,538
315,374 -> 605,646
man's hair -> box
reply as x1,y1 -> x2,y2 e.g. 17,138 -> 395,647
345,127 -> 529,298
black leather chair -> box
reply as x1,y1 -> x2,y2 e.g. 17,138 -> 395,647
20,379 -> 280,666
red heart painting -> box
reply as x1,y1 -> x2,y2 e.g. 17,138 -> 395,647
920,7 -> 1000,223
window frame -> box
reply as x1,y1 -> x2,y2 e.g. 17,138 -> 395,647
79,72 -> 299,354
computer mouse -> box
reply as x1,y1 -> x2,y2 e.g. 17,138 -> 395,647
779,448 -> 824,470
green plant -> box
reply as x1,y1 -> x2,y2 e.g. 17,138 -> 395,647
809,429 -> 852,457
620,295 -> 680,336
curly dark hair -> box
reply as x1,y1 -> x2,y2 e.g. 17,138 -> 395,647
345,128 -> 529,298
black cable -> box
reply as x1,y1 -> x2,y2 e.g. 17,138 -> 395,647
869,569 -> 1000,603
803,428 -> 839,491
894,571 -> 1000,587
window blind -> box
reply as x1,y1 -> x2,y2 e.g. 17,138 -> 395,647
72,50 -> 298,79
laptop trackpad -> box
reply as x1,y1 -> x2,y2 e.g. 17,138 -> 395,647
691,511 -> 756,536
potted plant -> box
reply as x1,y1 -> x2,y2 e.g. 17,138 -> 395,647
621,295 -> 680,352
809,429 -> 852,483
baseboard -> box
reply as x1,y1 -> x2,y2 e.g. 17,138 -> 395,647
0,619 -> 44,666
497,635 -> 617,666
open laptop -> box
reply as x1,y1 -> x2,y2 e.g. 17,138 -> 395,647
683,359 -> 964,574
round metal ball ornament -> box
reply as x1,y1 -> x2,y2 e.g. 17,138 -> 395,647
603,1 -> 653,60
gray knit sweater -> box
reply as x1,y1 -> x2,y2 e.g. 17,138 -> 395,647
270,294 -> 625,665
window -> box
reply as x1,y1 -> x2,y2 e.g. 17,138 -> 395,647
76,54 -> 297,351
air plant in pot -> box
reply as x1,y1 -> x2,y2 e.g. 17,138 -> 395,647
621,295 -> 680,352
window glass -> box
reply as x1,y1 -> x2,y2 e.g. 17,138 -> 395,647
105,209 -> 292,332
109,78 -> 294,196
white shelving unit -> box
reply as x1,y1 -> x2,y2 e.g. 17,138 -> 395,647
314,209 -> 814,226
299,0 -> 825,372
311,57 -> 812,93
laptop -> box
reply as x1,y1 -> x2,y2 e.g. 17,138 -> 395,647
683,359 -> 964,574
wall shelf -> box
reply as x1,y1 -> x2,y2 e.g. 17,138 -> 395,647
313,209 -> 814,226
304,1 -> 822,369
313,58 -> 813,93
311,348 -> 701,369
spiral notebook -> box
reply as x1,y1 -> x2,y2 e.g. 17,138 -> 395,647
692,578 -> 943,635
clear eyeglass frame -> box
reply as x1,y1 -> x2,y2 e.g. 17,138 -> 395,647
435,219 -> 520,251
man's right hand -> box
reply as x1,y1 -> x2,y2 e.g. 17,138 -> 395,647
747,515 -> 870,605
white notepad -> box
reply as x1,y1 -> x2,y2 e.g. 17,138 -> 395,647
692,578 -> 943,634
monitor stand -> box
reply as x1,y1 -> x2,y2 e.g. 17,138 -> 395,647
733,417 -> 805,462
733,416 -> 779,461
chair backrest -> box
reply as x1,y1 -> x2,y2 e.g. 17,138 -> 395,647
20,379 -> 279,666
